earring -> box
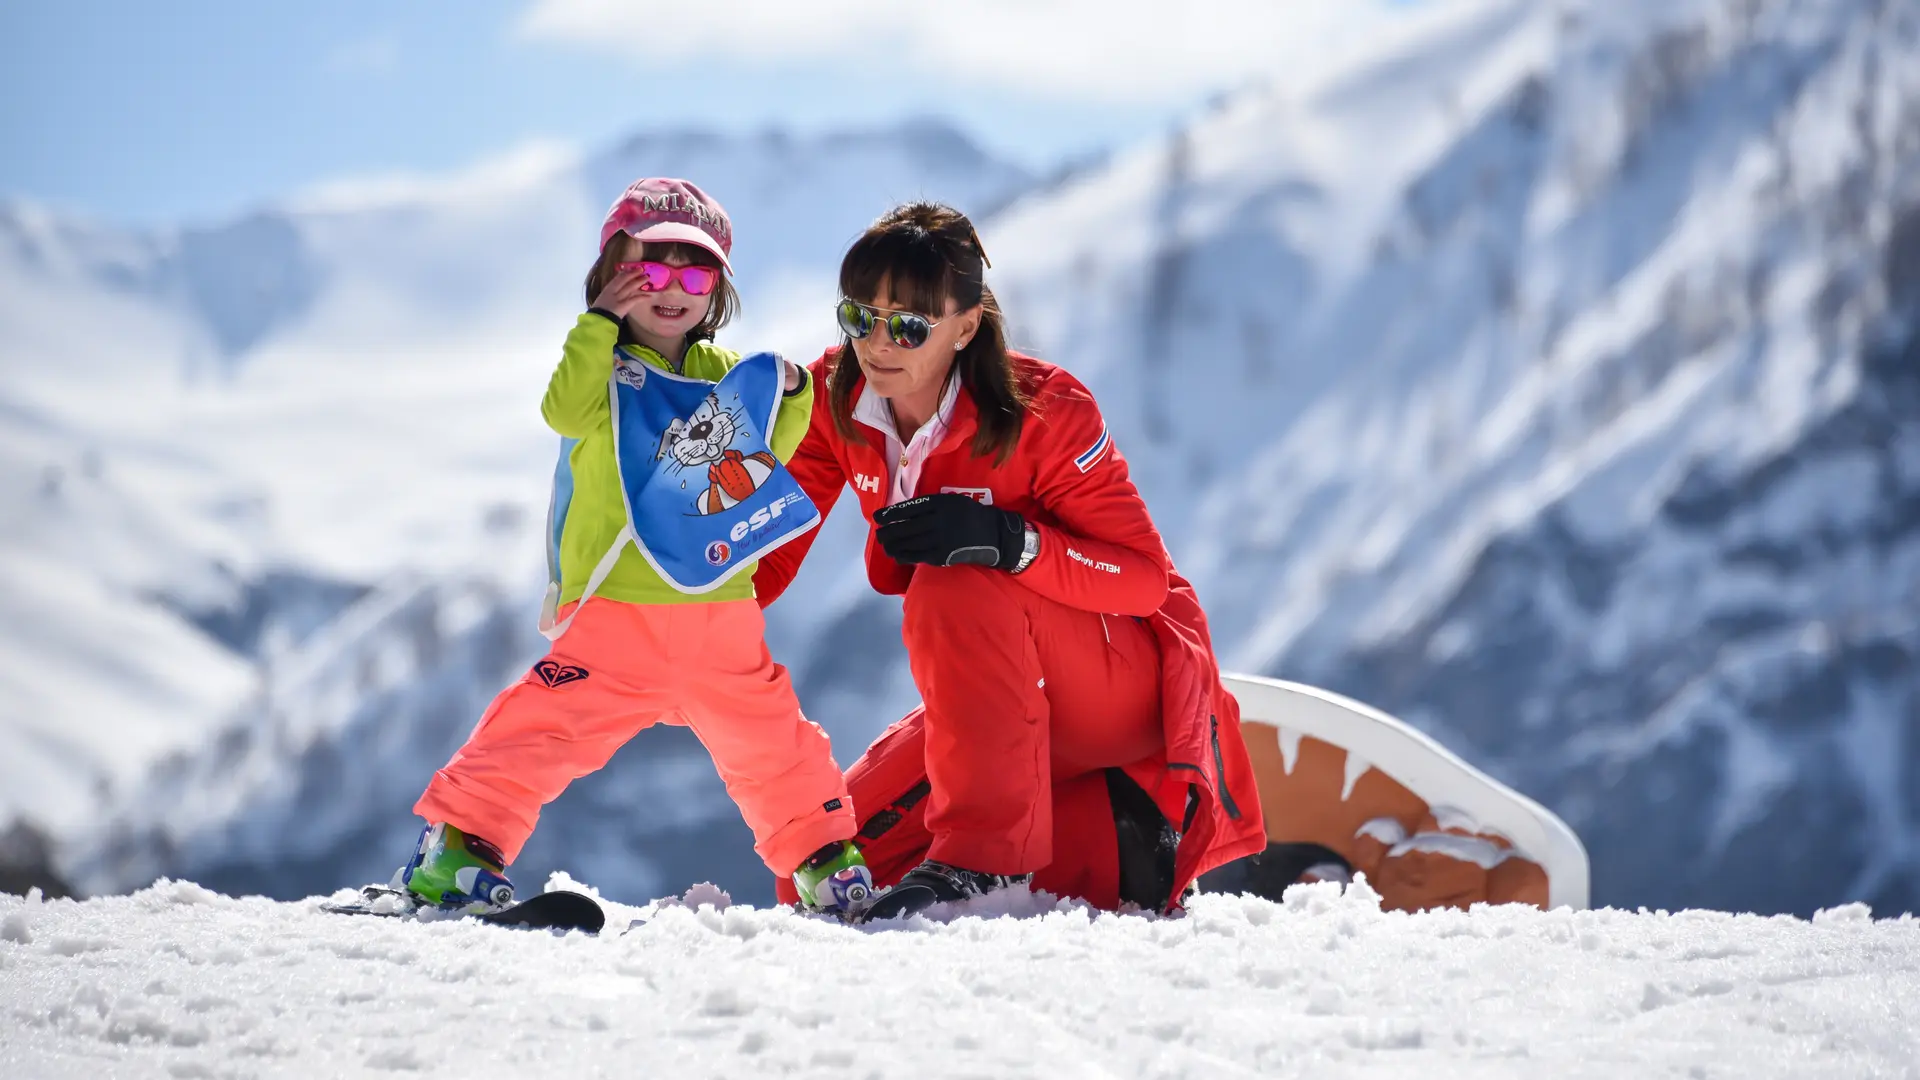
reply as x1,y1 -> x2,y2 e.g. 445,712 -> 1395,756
954,341 -> 966,351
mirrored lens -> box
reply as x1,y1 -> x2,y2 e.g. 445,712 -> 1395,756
677,266 -> 720,296
836,299 -> 876,339
885,313 -> 932,349
617,261 -> 673,291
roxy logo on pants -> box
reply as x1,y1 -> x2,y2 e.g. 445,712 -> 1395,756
533,661 -> 589,688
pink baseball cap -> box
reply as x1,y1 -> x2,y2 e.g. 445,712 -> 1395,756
599,177 -> 733,273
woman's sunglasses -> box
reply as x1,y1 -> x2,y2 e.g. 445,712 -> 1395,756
836,298 -> 950,349
615,261 -> 722,296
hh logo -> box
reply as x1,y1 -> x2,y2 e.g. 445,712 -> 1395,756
941,486 -> 993,505
533,660 -> 589,688
853,473 -> 882,494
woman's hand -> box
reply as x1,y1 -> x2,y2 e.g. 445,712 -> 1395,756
874,493 -> 1026,570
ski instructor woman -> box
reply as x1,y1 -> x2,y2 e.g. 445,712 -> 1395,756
757,202 -> 1266,920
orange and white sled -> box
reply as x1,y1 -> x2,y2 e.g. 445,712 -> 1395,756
1214,674 -> 1590,912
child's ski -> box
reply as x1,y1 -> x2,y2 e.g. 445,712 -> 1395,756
323,886 -> 605,933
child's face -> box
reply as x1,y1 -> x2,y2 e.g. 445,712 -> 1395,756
614,237 -> 714,340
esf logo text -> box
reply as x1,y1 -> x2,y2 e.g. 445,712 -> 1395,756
730,493 -> 805,542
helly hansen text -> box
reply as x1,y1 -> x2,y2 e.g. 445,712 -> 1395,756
1067,547 -> 1121,574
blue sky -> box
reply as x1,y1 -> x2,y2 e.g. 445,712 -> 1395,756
1,0 -> 1414,227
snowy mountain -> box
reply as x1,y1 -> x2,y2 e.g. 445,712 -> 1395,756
5,0 -> 1915,920
4,880 -> 1916,1078
0,121 -> 1031,902
966,0 -> 1920,915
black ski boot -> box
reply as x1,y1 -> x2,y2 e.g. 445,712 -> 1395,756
860,859 -> 1030,922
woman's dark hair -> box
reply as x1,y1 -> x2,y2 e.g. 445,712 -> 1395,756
829,202 -> 1029,463
583,239 -> 738,343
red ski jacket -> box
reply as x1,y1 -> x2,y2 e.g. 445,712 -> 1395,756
755,349 -> 1268,902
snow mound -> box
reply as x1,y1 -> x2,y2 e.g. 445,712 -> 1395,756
3,879 -> 1916,1078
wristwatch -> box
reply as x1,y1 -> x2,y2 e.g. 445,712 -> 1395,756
1011,521 -> 1041,574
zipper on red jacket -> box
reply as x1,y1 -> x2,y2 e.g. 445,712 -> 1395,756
1210,713 -> 1242,821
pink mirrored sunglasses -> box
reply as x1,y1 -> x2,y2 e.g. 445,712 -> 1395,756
614,261 -> 722,296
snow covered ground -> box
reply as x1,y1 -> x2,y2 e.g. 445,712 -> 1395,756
4,0 -> 1917,920
3,879 -> 1915,1079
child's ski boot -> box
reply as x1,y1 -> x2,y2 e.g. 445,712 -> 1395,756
396,822 -> 516,913
792,840 -> 878,918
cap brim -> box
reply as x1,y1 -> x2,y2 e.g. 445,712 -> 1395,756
621,222 -> 733,273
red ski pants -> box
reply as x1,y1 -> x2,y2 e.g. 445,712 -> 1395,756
776,564 -> 1166,906
414,598 -> 854,876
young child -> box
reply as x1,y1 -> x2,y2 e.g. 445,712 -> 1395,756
394,177 -> 873,915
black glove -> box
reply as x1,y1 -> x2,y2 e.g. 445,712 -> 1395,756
873,494 -> 1026,570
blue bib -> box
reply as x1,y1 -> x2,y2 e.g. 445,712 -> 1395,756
540,348 -> 819,637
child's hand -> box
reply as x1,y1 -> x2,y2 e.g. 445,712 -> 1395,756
783,359 -> 803,393
590,268 -> 652,323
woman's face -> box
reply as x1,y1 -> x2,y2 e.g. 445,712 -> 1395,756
849,277 -> 981,404
615,237 -> 714,342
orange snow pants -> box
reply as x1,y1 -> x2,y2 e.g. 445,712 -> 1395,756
414,597 -> 855,876
775,564 -> 1167,907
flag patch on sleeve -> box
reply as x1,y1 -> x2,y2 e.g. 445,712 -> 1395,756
1074,424 -> 1113,472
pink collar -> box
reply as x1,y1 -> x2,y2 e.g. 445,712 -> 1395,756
854,375 -> 963,504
